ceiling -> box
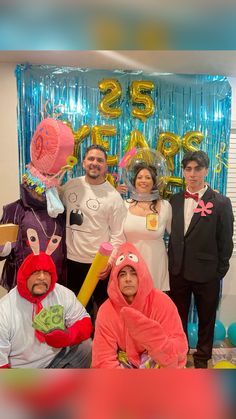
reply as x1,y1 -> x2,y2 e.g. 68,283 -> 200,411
1,50 -> 236,77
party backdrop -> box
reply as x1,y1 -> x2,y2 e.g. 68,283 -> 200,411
15,64 -> 231,194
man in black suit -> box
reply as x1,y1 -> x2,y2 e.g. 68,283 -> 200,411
168,150 -> 234,368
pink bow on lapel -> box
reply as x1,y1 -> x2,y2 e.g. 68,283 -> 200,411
194,200 -> 213,217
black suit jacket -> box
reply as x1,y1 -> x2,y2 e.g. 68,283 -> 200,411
168,187 -> 234,283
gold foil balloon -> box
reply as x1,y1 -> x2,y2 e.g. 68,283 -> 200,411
106,154 -> 119,166
106,173 -> 116,187
182,131 -> 204,152
62,122 -> 91,158
126,130 -> 149,152
157,132 -> 181,171
161,176 -> 184,199
74,125 -> 91,157
130,80 -> 155,122
92,125 -> 118,166
98,79 -> 122,119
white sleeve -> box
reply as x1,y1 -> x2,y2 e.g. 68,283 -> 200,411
58,181 -> 69,206
0,242 -> 12,257
164,200 -> 172,235
108,196 -> 127,262
58,178 -> 76,207
0,309 -> 11,367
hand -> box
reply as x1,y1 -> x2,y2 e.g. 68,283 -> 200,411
0,241 -> 12,257
99,262 -> 112,280
44,329 -> 70,348
45,318 -> 92,348
116,184 -> 128,195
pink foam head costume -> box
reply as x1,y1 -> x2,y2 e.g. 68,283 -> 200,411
108,242 -> 154,312
30,118 -> 74,176
23,118 -> 76,217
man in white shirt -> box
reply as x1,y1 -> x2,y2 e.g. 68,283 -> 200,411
0,250 -> 92,369
60,144 -> 126,315
168,150 -> 234,368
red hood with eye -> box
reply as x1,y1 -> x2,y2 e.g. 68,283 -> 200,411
17,252 -> 57,304
108,242 -> 154,311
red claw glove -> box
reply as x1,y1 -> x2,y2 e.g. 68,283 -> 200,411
44,329 -> 71,348
44,317 -> 93,348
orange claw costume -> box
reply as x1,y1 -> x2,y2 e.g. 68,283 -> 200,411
92,242 -> 188,368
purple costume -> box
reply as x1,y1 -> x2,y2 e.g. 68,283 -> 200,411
0,185 -> 66,291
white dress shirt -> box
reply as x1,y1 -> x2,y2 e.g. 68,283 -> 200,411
184,185 -> 208,234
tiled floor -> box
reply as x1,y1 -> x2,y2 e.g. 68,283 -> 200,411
186,354 -> 212,368
186,340 -> 236,368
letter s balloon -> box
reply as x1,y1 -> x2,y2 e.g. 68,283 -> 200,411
182,131 -> 204,152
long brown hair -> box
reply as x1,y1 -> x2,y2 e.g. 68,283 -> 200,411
128,163 -> 159,213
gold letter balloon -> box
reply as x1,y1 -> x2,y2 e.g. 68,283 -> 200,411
130,80 -> 155,122
125,129 -> 149,152
161,176 -> 184,199
92,125 -> 118,166
62,122 -> 91,158
98,79 -> 122,119
157,132 -> 181,171
182,131 -> 204,152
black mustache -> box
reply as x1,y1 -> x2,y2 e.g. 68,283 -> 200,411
32,282 -> 48,289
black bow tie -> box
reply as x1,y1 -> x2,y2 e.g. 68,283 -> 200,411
184,191 -> 199,202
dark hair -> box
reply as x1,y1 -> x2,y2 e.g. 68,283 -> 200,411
129,162 -> 159,213
83,144 -> 107,160
132,163 -> 157,188
182,151 -> 209,169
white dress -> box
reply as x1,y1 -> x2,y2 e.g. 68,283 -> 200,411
123,200 -> 172,291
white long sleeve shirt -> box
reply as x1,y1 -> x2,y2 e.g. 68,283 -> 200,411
61,176 -> 126,263
184,185 -> 208,234
0,284 -> 89,368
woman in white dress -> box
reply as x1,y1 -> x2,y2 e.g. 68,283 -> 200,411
123,163 -> 172,291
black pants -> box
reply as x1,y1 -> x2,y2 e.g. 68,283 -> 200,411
169,274 -> 221,362
66,259 -> 109,318
47,339 -> 92,368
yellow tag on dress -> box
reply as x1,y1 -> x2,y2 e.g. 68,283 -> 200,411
146,213 -> 158,231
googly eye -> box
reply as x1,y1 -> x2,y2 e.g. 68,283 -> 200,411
26,228 -> 40,255
68,193 -> 77,203
128,253 -> 138,263
115,254 -> 125,266
46,235 -> 61,256
86,199 -> 100,211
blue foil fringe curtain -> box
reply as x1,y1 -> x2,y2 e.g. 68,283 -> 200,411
15,64 -> 231,194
